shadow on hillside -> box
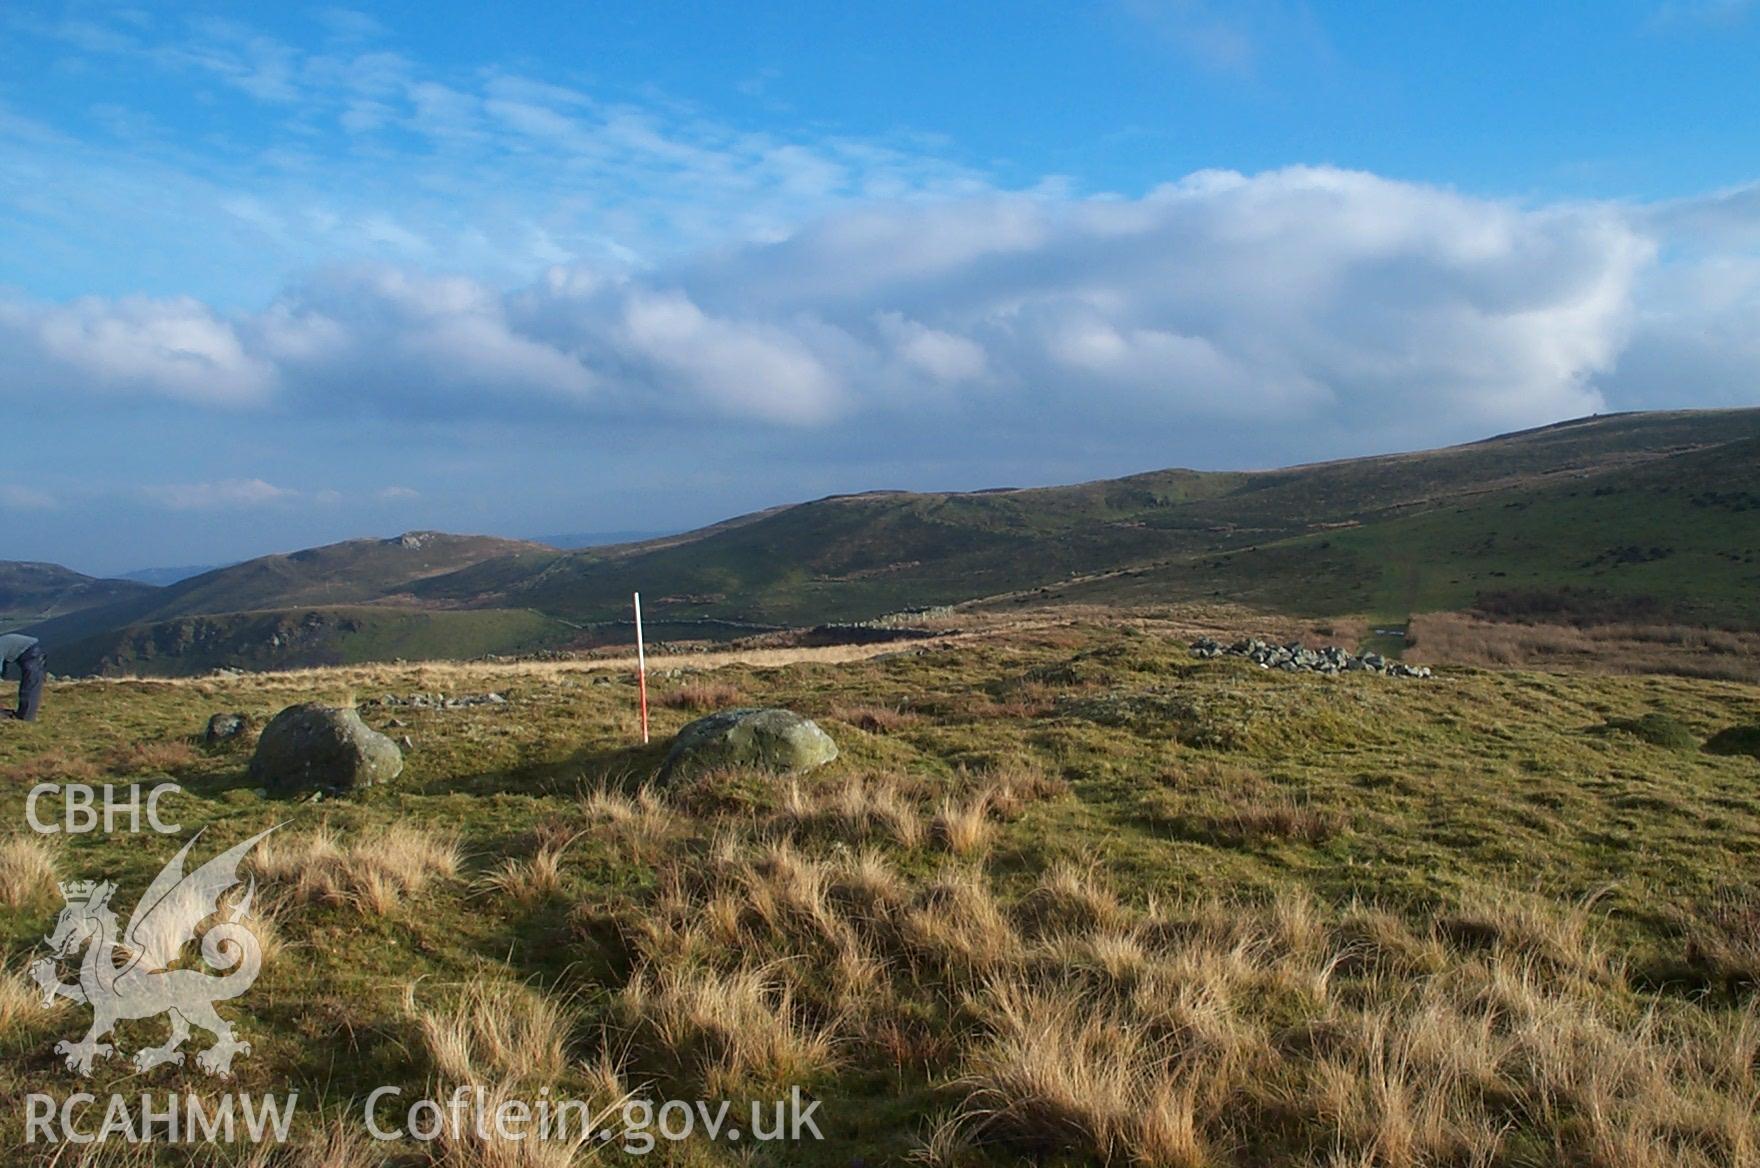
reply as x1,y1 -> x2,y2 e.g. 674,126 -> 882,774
1704,724 -> 1760,760
412,739 -> 673,798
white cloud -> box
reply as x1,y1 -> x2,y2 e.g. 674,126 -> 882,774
141,479 -> 297,510
875,312 -> 989,383
0,485 -> 56,510
2,12 -> 990,308
0,294 -> 276,406
5,167 -> 1685,449
376,485 -> 421,501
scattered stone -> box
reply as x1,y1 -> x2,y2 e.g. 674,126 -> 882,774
659,707 -> 838,784
398,735 -> 415,751
249,703 -> 404,796
1190,637 -> 1432,678
360,691 -> 509,711
202,712 -> 251,744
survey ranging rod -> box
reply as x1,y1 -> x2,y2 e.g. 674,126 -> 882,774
633,592 -> 649,745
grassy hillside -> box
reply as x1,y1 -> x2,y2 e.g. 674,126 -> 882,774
422,408 -> 1760,630
25,532 -> 553,650
0,561 -> 154,631
2,618 -> 1758,1163
40,409 -> 1760,675
52,605 -> 575,677
1048,432 -> 1760,623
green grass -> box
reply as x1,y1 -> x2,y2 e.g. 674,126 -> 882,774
3,620 -> 1759,1163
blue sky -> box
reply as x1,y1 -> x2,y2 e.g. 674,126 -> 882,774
4,1 -> 1759,575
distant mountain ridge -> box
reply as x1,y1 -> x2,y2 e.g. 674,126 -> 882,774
0,562 -> 155,632
117,563 -> 229,587
29,408 -> 1760,675
25,532 -> 554,665
531,530 -> 669,549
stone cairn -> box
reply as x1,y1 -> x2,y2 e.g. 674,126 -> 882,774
1191,636 -> 1433,678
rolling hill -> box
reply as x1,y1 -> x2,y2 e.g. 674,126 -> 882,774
33,532 -> 561,674
35,408 -> 1760,674
411,407 -> 1760,628
0,562 -> 155,632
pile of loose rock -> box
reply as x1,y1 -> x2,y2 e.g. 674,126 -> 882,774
1190,636 -> 1432,678
360,691 -> 508,710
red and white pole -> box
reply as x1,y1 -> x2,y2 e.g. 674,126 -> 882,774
633,591 -> 650,744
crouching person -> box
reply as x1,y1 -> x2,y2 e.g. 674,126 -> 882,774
0,633 -> 45,722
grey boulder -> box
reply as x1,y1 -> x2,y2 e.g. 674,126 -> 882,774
203,712 -> 251,744
249,703 -> 404,796
659,707 -> 838,783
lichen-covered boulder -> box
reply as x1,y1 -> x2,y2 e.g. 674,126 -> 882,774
658,707 -> 837,784
249,703 -> 403,795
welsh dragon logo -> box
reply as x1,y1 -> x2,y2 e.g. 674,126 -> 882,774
29,827 -> 279,1077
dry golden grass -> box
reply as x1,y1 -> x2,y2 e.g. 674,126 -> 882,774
952,983 -> 1218,1168
658,680 -> 742,711
591,791 -> 1760,1168
581,782 -> 677,863
975,759 -> 1071,820
899,866 -> 1024,980
102,738 -> 199,775
481,842 -> 574,905
831,702 -> 922,732
774,772 -> 926,848
409,975 -> 572,1086
930,792 -> 995,856
249,823 -> 460,913
1408,611 -> 1760,681
8,748 -> 102,783
618,964 -> 841,1094
0,964 -> 64,1034
425,1080 -> 609,1168
1017,862 -> 1129,936
0,833 -> 56,908
1678,886 -> 1760,998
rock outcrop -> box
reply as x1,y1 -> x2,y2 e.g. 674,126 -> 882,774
248,703 -> 404,796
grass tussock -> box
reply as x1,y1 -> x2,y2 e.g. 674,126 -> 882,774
618,964 -> 841,1094
1595,711 -> 1699,750
831,703 -> 922,732
480,839 -> 577,905
775,772 -> 926,848
0,834 -> 57,908
930,793 -> 995,856
1678,886 -> 1760,999
408,975 -> 572,1086
249,823 -> 460,913
1142,786 -> 1346,847
581,782 -> 678,863
1,965 -> 65,1033
658,680 -> 742,711
976,759 -> 1072,820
